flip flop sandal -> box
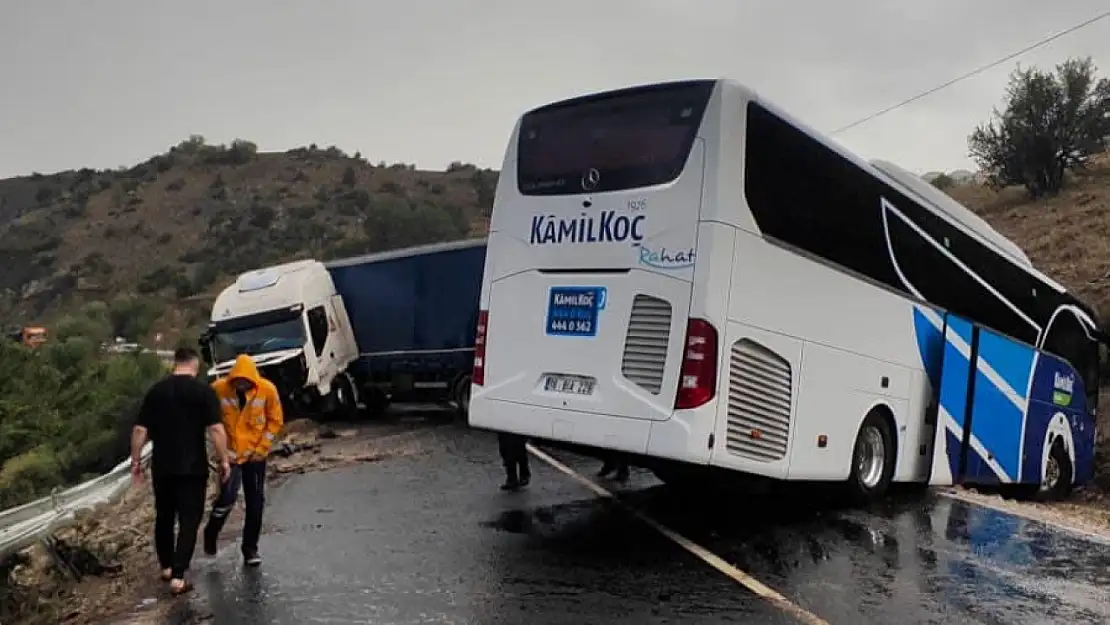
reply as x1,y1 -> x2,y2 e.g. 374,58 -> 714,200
169,580 -> 195,596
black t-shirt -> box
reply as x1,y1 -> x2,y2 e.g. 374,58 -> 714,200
135,374 -> 222,477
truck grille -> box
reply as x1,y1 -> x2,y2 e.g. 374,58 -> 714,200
620,294 -> 672,395
726,338 -> 793,462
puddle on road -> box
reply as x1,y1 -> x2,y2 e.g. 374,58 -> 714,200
480,500 -> 594,535
483,509 -> 535,534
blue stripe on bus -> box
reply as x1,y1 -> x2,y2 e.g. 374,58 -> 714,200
912,306 -> 1093,487
938,324 -> 971,430
944,317 -> 974,352
912,308 -> 944,389
968,369 -> 1022,480
975,328 -> 1035,400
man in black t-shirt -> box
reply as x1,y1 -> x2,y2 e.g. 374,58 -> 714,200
130,347 -> 231,595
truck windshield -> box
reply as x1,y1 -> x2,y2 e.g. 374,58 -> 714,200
211,319 -> 305,363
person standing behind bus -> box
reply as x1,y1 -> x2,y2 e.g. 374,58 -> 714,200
498,432 -> 531,491
598,455 -> 630,482
202,354 -> 284,567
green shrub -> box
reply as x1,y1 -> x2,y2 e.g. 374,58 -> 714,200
0,447 -> 65,508
0,326 -> 165,508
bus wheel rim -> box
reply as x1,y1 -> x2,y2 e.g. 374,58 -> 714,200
857,426 -> 886,489
1042,454 -> 1061,491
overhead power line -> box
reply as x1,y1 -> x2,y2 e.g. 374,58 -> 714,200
829,10 -> 1110,136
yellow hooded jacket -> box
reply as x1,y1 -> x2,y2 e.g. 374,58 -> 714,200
211,355 -> 284,463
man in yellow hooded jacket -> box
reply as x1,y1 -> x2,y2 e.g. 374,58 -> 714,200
202,354 -> 284,566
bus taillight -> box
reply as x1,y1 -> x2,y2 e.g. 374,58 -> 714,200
675,318 -> 718,410
473,310 -> 489,386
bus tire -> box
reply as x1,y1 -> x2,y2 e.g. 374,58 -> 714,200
846,410 -> 895,504
1038,440 -> 1073,502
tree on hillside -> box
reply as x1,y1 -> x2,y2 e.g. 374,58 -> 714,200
968,57 -> 1110,199
361,198 -> 470,251
930,173 -> 955,190
106,295 -> 162,341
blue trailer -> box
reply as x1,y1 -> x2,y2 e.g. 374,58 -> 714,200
325,238 -> 487,417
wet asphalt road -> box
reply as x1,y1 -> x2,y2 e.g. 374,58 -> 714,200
151,416 -> 1110,625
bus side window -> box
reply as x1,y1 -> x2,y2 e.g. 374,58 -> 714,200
1042,313 -> 1099,411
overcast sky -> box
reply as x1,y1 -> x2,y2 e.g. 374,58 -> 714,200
1,1 -> 1108,178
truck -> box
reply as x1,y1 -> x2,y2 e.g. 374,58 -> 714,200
200,238 -> 487,420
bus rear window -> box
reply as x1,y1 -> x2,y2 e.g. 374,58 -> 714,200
517,80 -> 715,196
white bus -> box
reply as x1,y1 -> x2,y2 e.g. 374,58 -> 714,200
468,78 -> 1102,502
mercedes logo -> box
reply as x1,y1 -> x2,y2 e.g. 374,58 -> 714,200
581,168 -> 600,191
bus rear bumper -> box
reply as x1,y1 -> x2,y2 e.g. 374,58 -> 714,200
470,398 -> 659,457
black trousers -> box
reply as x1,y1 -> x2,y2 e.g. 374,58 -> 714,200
600,454 -> 629,474
204,461 -> 267,555
498,433 -> 530,481
152,474 -> 208,579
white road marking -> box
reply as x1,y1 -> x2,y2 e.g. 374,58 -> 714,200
526,444 -> 829,625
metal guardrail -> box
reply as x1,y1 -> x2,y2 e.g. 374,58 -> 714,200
0,442 -> 152,558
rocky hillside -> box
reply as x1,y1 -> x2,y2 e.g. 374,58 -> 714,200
0,137 -> 498,341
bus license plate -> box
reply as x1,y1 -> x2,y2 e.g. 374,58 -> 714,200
543,374 -> 595,395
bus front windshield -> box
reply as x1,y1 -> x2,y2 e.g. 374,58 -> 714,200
211,319 -> 305,363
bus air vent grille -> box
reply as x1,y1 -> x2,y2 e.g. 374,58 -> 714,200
726,338 -> 792,462
620,294 -> 672,395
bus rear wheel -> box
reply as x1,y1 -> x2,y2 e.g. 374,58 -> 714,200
1039,440 -> 1074,501
846,410 -> 895,504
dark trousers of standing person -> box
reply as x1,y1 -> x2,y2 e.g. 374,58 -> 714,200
203,461 -> 267,558
498,433 -> 530,490
152,474 -> 208,579
598,453 -> 630,482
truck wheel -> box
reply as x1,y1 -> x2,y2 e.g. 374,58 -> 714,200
332,374 -> 359,422
452,375 -> 472,420
846,410 -> 895,505
1038,440 -> 1074,502
363,388 -> 390,420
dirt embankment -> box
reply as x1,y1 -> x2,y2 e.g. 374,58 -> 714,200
0,419 -> 428,625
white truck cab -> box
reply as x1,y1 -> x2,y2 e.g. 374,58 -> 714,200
201,260 -> 360,417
